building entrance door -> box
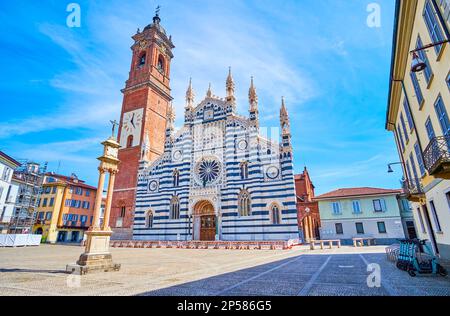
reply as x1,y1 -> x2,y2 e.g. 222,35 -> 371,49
200,215 -> 216,241
193,200 -> 217,241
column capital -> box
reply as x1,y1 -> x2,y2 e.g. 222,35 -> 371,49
98,166 -> 108,174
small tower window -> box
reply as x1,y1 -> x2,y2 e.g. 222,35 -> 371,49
173,169 -> 180,187
270,204 -> 281,224
138,52 -> 146,67
146,210 -> 154,228
127,135 -> 134,148
238,190 -> 251,217
157,55 -> 165,74
170,196 -> 180,220
240,162 -> 249,180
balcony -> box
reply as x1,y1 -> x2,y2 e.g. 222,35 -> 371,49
402,178 -> 425,202
423,136 -> 450,179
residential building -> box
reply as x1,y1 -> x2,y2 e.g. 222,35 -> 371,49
9,161 -> 46,233
386,0 -> 450,259
32,173 -> 97,243
295,168 -> 321,242
0,151 -> 21,233
398,195 -> 418,239
315,188 -> 405,245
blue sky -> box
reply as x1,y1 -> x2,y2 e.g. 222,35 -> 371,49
0,0 -> 400,194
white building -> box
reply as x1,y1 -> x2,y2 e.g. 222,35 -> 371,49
0,151 -> 21,233
134,73 -> 299,241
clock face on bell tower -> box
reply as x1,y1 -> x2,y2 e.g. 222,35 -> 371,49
110,10 -> 175,237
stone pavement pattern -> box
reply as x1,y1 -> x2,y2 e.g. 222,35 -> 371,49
0,245 -> 449,296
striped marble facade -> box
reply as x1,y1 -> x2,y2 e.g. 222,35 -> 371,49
133,74 -> 299,241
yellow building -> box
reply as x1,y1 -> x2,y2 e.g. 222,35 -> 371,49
386,0 -> 450,260
33,173 -> 97,244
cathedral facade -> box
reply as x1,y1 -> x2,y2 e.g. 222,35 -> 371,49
133,69 -> 299,241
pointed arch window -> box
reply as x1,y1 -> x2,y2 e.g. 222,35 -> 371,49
238,190 -> 251,217
146,210 -> 154,228
170,196 -> 180,220
173,169 -> 180,187
270,203 -> 281,225
240,162 -> 249,180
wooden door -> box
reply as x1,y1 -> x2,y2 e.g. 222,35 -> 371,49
200,215 -> 216,241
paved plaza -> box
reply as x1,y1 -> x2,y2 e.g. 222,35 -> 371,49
0,244 -> 449,296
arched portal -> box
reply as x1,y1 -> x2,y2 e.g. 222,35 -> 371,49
193,200 -> 216,241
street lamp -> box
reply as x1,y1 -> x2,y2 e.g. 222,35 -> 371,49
387,162 -> 403,173
410,39 -> 449,73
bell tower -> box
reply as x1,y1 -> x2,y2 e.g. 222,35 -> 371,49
110,9 -> 175,239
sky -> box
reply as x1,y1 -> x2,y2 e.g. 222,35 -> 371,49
0,0 -> 401,195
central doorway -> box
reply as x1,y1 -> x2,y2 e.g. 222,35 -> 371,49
193,201 -> 216,241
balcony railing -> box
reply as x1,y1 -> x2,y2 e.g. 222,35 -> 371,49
423,135 -> 450,179
402,178 -> 425,202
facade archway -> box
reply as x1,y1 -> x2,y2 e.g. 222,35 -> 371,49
193,200 -> 216,241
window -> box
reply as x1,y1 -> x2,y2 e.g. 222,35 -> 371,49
52,186 -> 57,194
45,212 -> 52,220
355,222 -> 365,234
425,117 -> 436,141
397,125 -> 406,151
173,169 -> 180,187
44,186 -> 51,194
352,200 -> 361,214
335,223 -> 343,235
157,55 -> 165,74
373,199 -> 386,212
414,143 -> 426,176
240,162 -> 249,180
0,187 -> 3,200
127,135 -> 134,148
417,207 -> 427,233
403,99 -> 414,131
423,0 -> 445,55
447,73 -> 450,91
75,187 -> 83,195
401,199 -> 411,212
270,204 -> 281,224
410,72 -> 424,106
332,202 -> 341,215
2,167 -> 11,181
377,222 -> 387,234
146,211 -> 154,228
238,190 -> 251,216
80,215 -> 88,223
42,198 -> 48,207
429,201 -> 442,232
434,96 -> 450,135
65,199 -> 71,207
400,113 -> 409,142
170,196 -> 180,220
416,36 -> 433,83
120,206 -> 126,218
138,52 -> 146,67
49,198 -> 54,207
85,190 -> 90,197
409,153 -> 420,181
38,212 -> 45,220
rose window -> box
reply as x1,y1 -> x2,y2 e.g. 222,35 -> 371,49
196,159 -> 221,185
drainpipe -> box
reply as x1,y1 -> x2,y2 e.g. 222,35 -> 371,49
431,0 -> 450,41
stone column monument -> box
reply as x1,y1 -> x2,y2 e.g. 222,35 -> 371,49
66,123 -> 121,275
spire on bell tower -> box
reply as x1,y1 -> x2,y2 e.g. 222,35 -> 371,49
248,77 -> 259,128
226,67 -> 236,104
153,5 -> 161,24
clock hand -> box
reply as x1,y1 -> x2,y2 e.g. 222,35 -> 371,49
131,113 -> 135,128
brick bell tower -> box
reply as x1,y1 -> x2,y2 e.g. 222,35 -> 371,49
110,10 -> 174,239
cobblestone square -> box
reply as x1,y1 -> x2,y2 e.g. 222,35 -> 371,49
0,245 -> 449,296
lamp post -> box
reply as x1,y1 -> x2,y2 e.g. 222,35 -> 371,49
387,162 -> 404,174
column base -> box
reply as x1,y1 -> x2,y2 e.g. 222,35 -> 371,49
66,230 -> 120,275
